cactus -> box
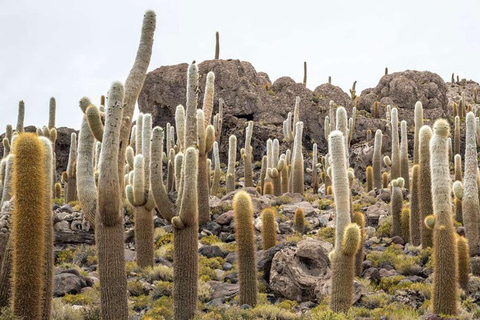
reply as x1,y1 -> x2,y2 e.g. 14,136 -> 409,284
454,154 -> 462,182
401,208 -> 410,243
268,156 -> 285,196
372,129 -> 383,189
213,99 -> 224,143
430,119 -> 457,316
263,181 -> 274,195
117,11 -> 156,198
172,147 -> 199,320
454,116 -> 461,156
303,61 -> 307,86
413,101 -> 423,164
352,211 -> 365,276
215,31 -> 220,59
349,81 -> 356,100
329,130 -> 359,313
410,165 -> 421,246
233,191 -> 258,306
453,180 -> 463,223
463,112 -> 480,256
447,137 -> 453,162
211,141 -> 221,195
243,121 -> 254,188
294,208 -> 305,234
366,166 -> 373,192
457,235 -> 470,291
391,178 -> 403,237
291,122 -> 304,195
85,105 -> 104,142
400,120 -> 409,190
175,106 -> 185,151
418,126 -> 433,248
11,133 -> 45,320
312,143 -> 319,193
197,109 -> 215,226
65,132 -> 77,202
266,139 -> 273,170
382,172 -> 389,189
390,108 -> 401,180
1,155 -> 14,207
226,135 -> 237,193
16,101 -> 24,133
54,183 -> 62,198
259,156 -> 267,193
261,208 -> 276,250
39,137 -> 54,320
372,101 -> 379,118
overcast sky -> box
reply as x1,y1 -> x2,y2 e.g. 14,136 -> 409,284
1,0 -> 479,131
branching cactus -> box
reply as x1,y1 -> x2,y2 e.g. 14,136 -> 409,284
242,121 -> 254,188
16,101 -> 24,133
463,112 -> 480,256
291,122 -> 304,195
413,101 -> 423,164
372,129 -> 383,190
329,130 -> 360,313
175,105 -> 185,152
418,125 -> 433,247
400,120 -> 409,190
390,108 -> 401,180
283,97 -> 300,150
261,208 -> 276,250
226,135 -> 237,193
267,156 -> 285,196
197,110 -> 215,225
430,119 -> 457,316
391,178 -> 404,238
11,133 -> 45,320
211,141 -> 221,195
410,165 -> 421,246
233,191 -> 258,306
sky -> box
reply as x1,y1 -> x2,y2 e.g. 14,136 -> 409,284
1,0 -> 479,130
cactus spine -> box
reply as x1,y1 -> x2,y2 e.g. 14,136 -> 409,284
418,125 -> 433,247
457,235 -> 470,291
294,208 -> 305,234
390,108 -> 401,180
463,112 -> 480,256
291,122 -> 304,195
372,129 -> 383,189
11,133 -> 45,320
261,208 -> 276,250
226,135 -> 237,193
352,211 -> 365,276
409,165 -> 421,246
233,191 -> 258,306
329,130 -> 360,313
400,120 -> 409,190
413,101 -> 423,164
430,119 -> 457,316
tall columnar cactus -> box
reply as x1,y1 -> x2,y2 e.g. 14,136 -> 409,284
391,178 -> 404,238
233,191 -> 258,306
226,135 -> 237,193
454,154 -> 462,182
260,156 -> 267,194
261,208 -> 276,250
294,208 -> 305,234
311,143 -> 319,193
95,82 -> 128,319
463,112 -> 480,256
454,116 -> 461,156
16,101 -> 24,133
390,108 -> 401,180
11,133 -> 45,320
401,208 -> 410,243
303,61 -> 307,86
211,141 -> 221,195
453,181 -> 463,224
117,11 -> 156,196
65,132 -> 77,202
413,101 -> 423,164
447,137 -> 453,163
48,97 -> 56,129
430,119 -> 457,316
366,166 -> 373,192
242,121 -> 254,188
85,105 -> 104,142
372,129 -> 383,190
382,172 -> 389,188
283,97 -> 300,149
1,155 -> 14,207
418,125 -> 433,248
410,165 -> 421,246
172,147 -> 199,320
352,211 -> 365,276
291,122 -> 304,195
273,139 -> 279,166
266,139 -> 273,170
39,137 -> 53,320
400,120 -> 409,190
214,31 -> 220,59
197,109 -> 215,226
268,157 -> 285,196
175,105 -> 185,151
213,99 -> 224,143
372,101 -> 379,118
329,130 -> 360,313
457,235 -> 470,291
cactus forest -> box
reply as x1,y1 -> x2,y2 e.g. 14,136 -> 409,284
3,8 -> 480,320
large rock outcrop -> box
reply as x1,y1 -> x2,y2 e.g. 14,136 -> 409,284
138,59 -> 352,160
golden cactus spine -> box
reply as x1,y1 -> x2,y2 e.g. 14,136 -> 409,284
261,208 -> 276,250
294,208 -> 305,234
366,166 -> 373,192
401,208 -> 410,243
352,211 -> 365,276
233,191 -> 258,306
11,133 -> 45,320
457,235 -> 470,292
430,119 -> 457,316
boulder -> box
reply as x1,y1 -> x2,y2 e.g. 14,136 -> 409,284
54,272 -> 85,297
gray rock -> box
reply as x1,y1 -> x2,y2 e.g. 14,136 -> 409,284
216,211 -> 234,225
282,201 -> 317,217
208,281 -> 239,300
199,245 -> 225,258
54,273 -> 84,297
202,221 -> 221,236
54,220 -> 70,232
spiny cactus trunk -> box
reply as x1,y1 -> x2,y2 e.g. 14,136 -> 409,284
390,108 -> 401,180
419,126 -> 433,248
400,120 -> 409,190
373,130 -> 383,190
134,206 -> 154,268
0,235 -> 12,308
391,185 -> 403,238
410,165 -> 421,246
198,153 -> 210,226
330,252 -> 355,312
